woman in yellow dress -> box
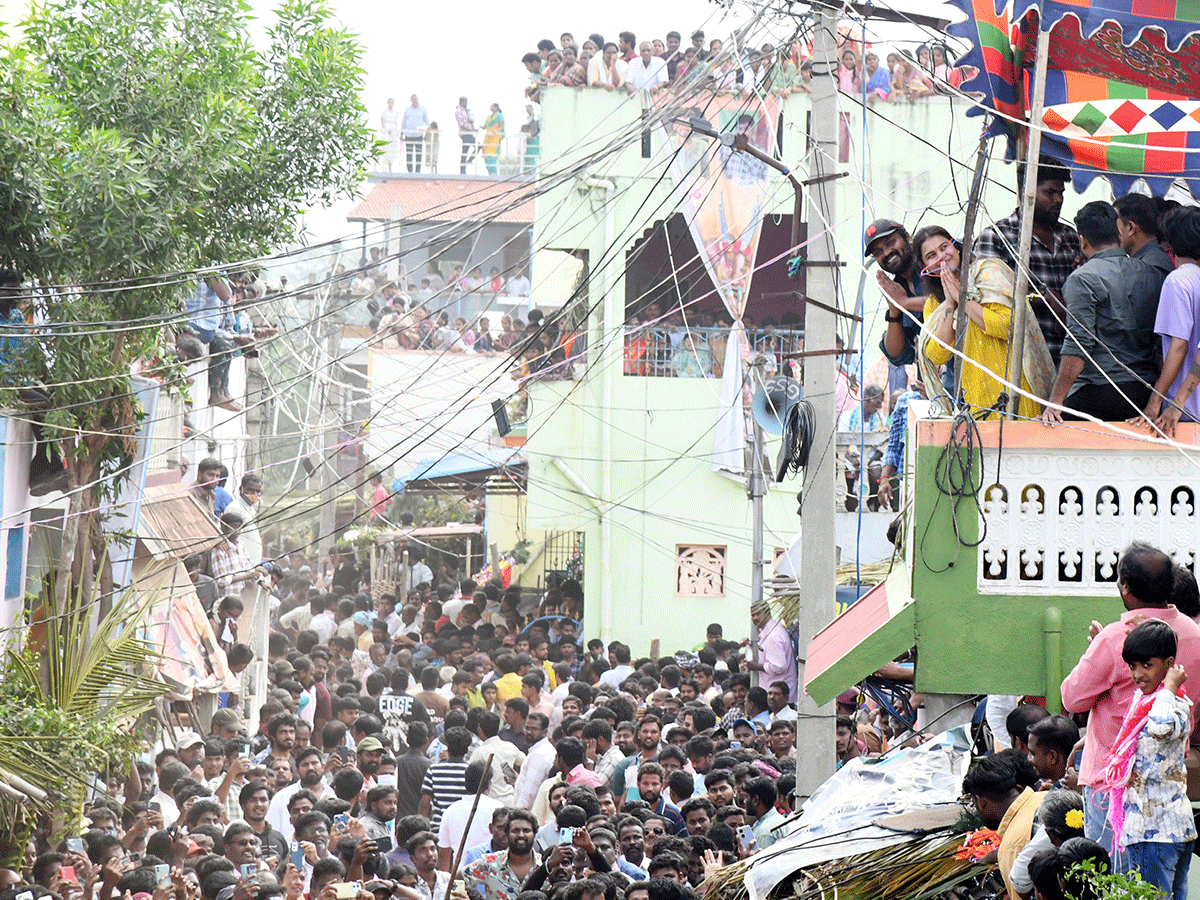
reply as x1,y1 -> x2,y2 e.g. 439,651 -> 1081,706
913,225 -> 1054,420
482,103 -> 504,175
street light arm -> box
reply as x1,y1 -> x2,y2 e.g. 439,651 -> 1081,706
732,133 -> 803,191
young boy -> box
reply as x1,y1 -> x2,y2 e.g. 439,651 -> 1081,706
1106,620 -> 1195,899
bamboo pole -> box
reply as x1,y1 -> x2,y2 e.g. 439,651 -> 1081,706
443,752 -> 494,899
1005,22 -> 1052,419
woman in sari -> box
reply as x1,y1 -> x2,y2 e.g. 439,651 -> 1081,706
913,225 -> 1055,420
482,103 -> 504,175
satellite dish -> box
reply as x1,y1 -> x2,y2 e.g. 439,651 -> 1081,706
752,375 -> 803,436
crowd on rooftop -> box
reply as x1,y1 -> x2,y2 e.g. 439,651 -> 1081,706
517,30 -> 973,104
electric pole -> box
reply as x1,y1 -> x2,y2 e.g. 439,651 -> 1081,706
795,1 -> 841,803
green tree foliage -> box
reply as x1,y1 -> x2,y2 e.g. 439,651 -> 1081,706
0,0 -> 374,594
0,576 -> 168,857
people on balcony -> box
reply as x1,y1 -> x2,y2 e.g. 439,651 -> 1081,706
588,43 -> 627,91
672,333 -> 713,378
915,225 -> 1053,420
1039,202 -> 1164,425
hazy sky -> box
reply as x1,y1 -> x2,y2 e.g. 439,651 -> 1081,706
0,0 -> 964,248
294,0 -> 964,243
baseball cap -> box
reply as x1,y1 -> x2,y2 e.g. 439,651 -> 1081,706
211,708 -> 245,731
175,730 -> 204,752
863,218 -> 904,255
357,736 -> 385,752
274,660 -> 295,677
732,718 -> 761,733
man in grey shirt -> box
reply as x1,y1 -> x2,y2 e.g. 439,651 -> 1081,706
401,94 -> 429,173
1041,200 -> 1166,424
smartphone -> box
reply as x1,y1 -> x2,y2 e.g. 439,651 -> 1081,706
729,741 -> 741,749
501,762 -> 517,782
333,813 -> 349,829
15,891 -> 33,900
129,853 -> 143,863
154,865 -> 170,883
559,826 -> 575,844
66,838 -> 85,855
240,865 -> 258,878
451,882 -> 465,896
239,745 -> 252,761
148,801 -> 161,813
334,883 -> 361,899
60,867 -> 77,883
290,842 -> 305,870
737,825 -> 756,848
373,835 -> 393,853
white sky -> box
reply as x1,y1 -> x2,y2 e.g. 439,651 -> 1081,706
0,0 -> 965,249
294,0 -> 965,244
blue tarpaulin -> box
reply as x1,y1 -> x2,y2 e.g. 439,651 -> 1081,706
391,449 -> 524,494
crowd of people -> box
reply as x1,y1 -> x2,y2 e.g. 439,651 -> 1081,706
518,31 -> 970,103
21,529 -> 842,900
622,304 -> 804,380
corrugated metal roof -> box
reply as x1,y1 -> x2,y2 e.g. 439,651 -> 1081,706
137,483 -> 222,559
347,176 -> 536,224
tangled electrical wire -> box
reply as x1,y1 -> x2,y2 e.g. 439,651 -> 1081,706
776,397 -> 816,481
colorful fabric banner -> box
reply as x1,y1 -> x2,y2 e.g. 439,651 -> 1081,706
948,0 -> 1200,195
655,92 -> 782,472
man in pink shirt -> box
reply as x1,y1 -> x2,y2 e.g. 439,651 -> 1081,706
1060,542 -> 1200,865
554,737 -> 603,788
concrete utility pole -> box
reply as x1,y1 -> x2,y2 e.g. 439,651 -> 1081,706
795,2 -> 841,803
748,357 -> 767,680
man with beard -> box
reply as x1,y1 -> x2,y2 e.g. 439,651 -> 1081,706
238,780 -> 289,862
613,715 -> 662,804
356,735 -> 386,782
253,712 -> 297,766
975,156 -> 1081,364
463,810 -> 541,897
267,747 -> 327,839
868,219 -> 929,388
636,763 -> 685,835
360,784 -> 398,840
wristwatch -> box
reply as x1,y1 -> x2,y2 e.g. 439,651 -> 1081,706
885,313 -> 904,323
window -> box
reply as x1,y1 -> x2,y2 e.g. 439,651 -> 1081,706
675,544 -> 727,597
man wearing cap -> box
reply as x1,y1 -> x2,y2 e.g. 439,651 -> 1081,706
866,218 -> 928,392
212,708 -> 246,741
743,601 -> 797,703
176,731 -> 206,774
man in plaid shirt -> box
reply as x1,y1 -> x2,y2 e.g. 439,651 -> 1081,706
974,157 -> 1081,364
210,510 -> 265,594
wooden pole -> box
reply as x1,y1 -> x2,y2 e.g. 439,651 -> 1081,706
444,753 -> 495,894
1005,22 -> 1051,419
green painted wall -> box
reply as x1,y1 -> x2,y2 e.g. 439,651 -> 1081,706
909,438 -> 1122,699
